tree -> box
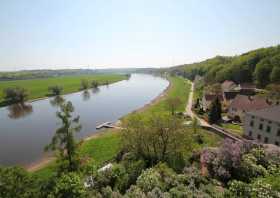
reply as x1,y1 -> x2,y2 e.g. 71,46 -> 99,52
254,59 -> 273,87
165,97 -> 182,115
270,66 -> 280,83
47,172 -> 87,198
208,97 -> 222,124
45,101 -> 82,172
3,87 -> 28,104
0,166 -> 40,198
48,85 -> 63,96
122,114 -> 190,165
81,79 -> 89,90
91,80 -> 99,89
265,84 -> 280,104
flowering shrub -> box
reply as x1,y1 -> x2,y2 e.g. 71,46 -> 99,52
136,168 -> 162,193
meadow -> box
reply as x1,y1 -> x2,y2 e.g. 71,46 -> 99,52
0,74 -> 127,106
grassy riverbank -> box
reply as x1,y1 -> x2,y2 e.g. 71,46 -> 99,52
33,76 -> 221,180
0,74 -> 128,106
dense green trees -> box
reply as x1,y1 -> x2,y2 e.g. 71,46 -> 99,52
45,101 -> 82,172
171,45 -> 280,87
0,167 -> 40,198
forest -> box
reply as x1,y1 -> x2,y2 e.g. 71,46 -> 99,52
170,45 -> 280,88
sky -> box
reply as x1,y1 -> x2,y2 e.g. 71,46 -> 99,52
0,0 -> 280,71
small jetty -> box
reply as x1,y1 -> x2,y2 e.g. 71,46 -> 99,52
96,122 -> 123,130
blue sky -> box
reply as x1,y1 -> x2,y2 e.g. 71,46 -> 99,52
0,0 -> 280,71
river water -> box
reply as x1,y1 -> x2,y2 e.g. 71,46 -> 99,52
0,74 -> 169,166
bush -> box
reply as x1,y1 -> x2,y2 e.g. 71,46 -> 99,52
136,168 -> 162,193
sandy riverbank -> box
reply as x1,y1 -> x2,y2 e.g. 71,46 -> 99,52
26,77 -> 171,172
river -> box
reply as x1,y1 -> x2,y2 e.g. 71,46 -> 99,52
0,74 -> 169,166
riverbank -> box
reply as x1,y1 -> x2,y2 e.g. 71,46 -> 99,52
27,76 -> 171,172
0,74 -> 128,107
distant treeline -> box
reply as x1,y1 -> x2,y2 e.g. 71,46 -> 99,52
0,68 -> 157,81
169,45 -> 280,87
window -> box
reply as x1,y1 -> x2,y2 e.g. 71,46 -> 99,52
266,126 -> 271,133
268,121 -> 272,124
250,121 -> 254,127
257,134 -> 261,140
249,131 -> 252,136
261,119 -> 264,121
259,123 -> 263,130
264,137 -> 269,143
251,116 -> 255,119
277,129 -> 280,137
275,141 -> 279,146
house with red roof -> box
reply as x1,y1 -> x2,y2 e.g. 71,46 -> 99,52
228,95 -> 270,122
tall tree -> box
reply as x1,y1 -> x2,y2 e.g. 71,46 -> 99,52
165,97 -> 182,115
208,97 -> 222,124
48,85 -> 63,96
3,87 -> 28,104
45,101 -> 82,172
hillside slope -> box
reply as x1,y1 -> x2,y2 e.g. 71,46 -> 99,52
170,45 -> 280,87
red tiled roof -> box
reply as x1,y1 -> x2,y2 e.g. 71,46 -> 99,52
222,80 -> 236,91
204,94 -> 224,101
229,95 -> 270,111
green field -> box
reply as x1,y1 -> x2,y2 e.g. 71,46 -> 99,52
0,74 -> 127,106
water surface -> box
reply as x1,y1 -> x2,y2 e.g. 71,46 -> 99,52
0,74 -> 168,166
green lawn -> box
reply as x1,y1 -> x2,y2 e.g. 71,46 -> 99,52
0,74 -> 127,106
219,123 -> 243,136
34,130 -> 121,180
139,76 -> 191,115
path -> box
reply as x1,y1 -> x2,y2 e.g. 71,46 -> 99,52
185,81 -> 243,142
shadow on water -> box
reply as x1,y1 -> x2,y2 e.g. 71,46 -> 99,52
49,96 -> 65,107
7,103 -> 33,119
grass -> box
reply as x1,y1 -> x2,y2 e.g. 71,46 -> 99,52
33,130 -> 121,180
0,74 -> 127,106
218,123 -> 243,136
139,76 -> 191,115
32,76 -> 222,180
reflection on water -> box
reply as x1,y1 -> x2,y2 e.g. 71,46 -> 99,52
7,103 -> 33,119
91,87 -> 100,94
82,90 -> 91,101
50,96 -> 65,107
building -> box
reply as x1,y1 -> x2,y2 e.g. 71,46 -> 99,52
228,95 -> 270,121
244,105 -> 280,146
221,80 -> 237,92
221,80 -> 239,105
202,94 -> 223,111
